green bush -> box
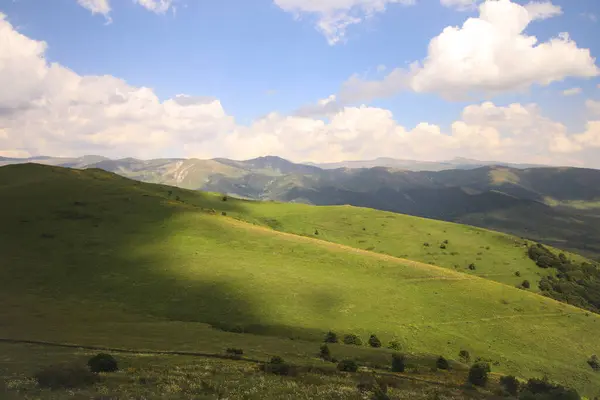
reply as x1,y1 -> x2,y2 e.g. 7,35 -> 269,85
423,242 -> 430,247
440,243 -> 447,249
459,350 -> 471,364
343,334 -> 362,346
34,363 -> 97,389
368,334 -> 382,348
436,356 -> 449,370
319,344 -> 332,361
324,331 -> 338,343
263,356 -> 294,376
522,280 -> 531,289
391,354 -> 405,372
222,195 -> 228,202
523,377 -> 580,400
588,355 -> 600,371
337,359 -> 358,372
387,340 -> 403,351
314,229 -> 319,235
515,271 -> 521,277
500,375 -> 520,396
226,348 -> 244,356
468,362 -> 490,387
468,263 -> 476,271
87,353 -> 118,373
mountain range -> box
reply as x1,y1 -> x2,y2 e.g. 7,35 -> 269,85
3,154 -> 600,259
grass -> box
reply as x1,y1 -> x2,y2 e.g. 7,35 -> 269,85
0,164 -> 599,397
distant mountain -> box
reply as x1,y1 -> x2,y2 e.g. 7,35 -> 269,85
3,154 -> 599,258
306,157 -> 547,171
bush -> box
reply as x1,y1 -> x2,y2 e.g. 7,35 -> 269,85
515,271 -> 521,277
391,354 -> 405,372
319,344 -> 332,361
35,363 -> 97,389
337,359 -> 358,372
522,280 -> 531,289
468,362 -> 490,387
314,229 -> 319,235
423,242 -> 430,247
324,331 -> 339,343
221,211 -> 227,216
443,240 -> 449,244
436,356 -> 449,370
500,375 -> 520,396
87,353 -> 118,373
222,195 -> 228,201
588,355 -> 600,371
343,334 -> 362,346
523,377 -> 580,400
468,263 -> 476,271
387,340 -> 403,351
459,350 -> 471,364
263,356 -> 293,376
440,243 -> 447,249
226,348 -> 244,357
368,334 -> 382,348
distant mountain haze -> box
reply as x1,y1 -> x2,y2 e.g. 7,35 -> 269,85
3,154 -> 599,258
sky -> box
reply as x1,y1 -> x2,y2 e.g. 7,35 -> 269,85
1,0 -> 600,167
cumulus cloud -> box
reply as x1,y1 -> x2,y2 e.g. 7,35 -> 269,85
523,1 -> 562,21
76,0 -> 174,18
341,0 -> 597,102
134,0 -> 175,14
562,87 -> 582,96
587,99 -> 600,115
1,12 -> 599,168
272,0 -> 415,45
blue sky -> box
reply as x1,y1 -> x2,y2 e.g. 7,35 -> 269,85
1,0 -> 600,166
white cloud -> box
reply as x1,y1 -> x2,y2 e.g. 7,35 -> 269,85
562,87 -> 582,96
523,1 -> 562,21
134,0 -> 175,14
294,94 -> 342,117
581,13 -> 598,23
440,0 -> 478,11
1,12 -> 599,168
273,0 -> 415,45
341,0 -> 597,102
76,0 -> 111,22
587,99 -> 600,115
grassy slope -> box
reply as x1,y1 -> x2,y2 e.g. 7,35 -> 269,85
0,164 -> 599,396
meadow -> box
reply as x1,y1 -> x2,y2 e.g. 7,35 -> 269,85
0,164 -> 599,397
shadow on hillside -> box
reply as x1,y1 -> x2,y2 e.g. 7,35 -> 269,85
0,165 -> 333,343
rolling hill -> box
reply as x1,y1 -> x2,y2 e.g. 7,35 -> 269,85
1,163 -> 599,396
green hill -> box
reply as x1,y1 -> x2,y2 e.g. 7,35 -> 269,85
1,164 -> 599,396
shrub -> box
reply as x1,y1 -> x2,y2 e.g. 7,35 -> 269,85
588,355 -> 600,371
222,195 -> 228,202
468,263 -> 476,271
324,331 -> 338,343
87,353 -> 118,373
221,211 -> 227,216
423,242 -> 430,247
337,359 -> 358,372
391,354 -> 405,372
523,377 -> 580,400
368,334 -> 382,348
436,356 -> 449,370
35,363 -> 97,389
343,334 -> 362,346
263,356 -> 293,376
314,229 -> 319,235
319,344 -> 332,361
468,362 -> 490,387
443,240 -> 449,244
387,340 -> 403,351
500,375 -> 520,396
522,280 -> 531,289
515,271 -> 521,277
440,243 -> 447,249
226,348 -> 244,356
459,350 -> 471,364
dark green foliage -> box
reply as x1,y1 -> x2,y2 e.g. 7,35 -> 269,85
522,280 -> 531,289
468,263 -> 476,271
319,344 -> 332,361
521,377 -> 581,400
391,354 -> 405,372
459,350 -> 471,364
167,190 -> 172,197
226,348 -> 244,356
515,271 -> 521,277
588,355 -> 600,371
387,340 -> 403,351
443,240 -> 449,244
440,243 -> 446,249
35,363 -> 97,389
500,375 -> 520,396
343,333 -> 362,346
221,211 -> 227,216
468,362 -> 490,387
368,334 -> 382,348
87,353 -> 118,373
314,229 -> 319,235
436,356 -> 449,370
324,331 -> 338,343
423,242 -> 430,247
222,195 -> 228,202
337,359 -> 358,372
263,356 -> 294,376
175,195 -> 181,202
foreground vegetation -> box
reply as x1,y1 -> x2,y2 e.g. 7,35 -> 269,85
0,164 -> 599,397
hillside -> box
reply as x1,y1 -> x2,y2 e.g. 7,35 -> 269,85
1,163 -> 599,397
